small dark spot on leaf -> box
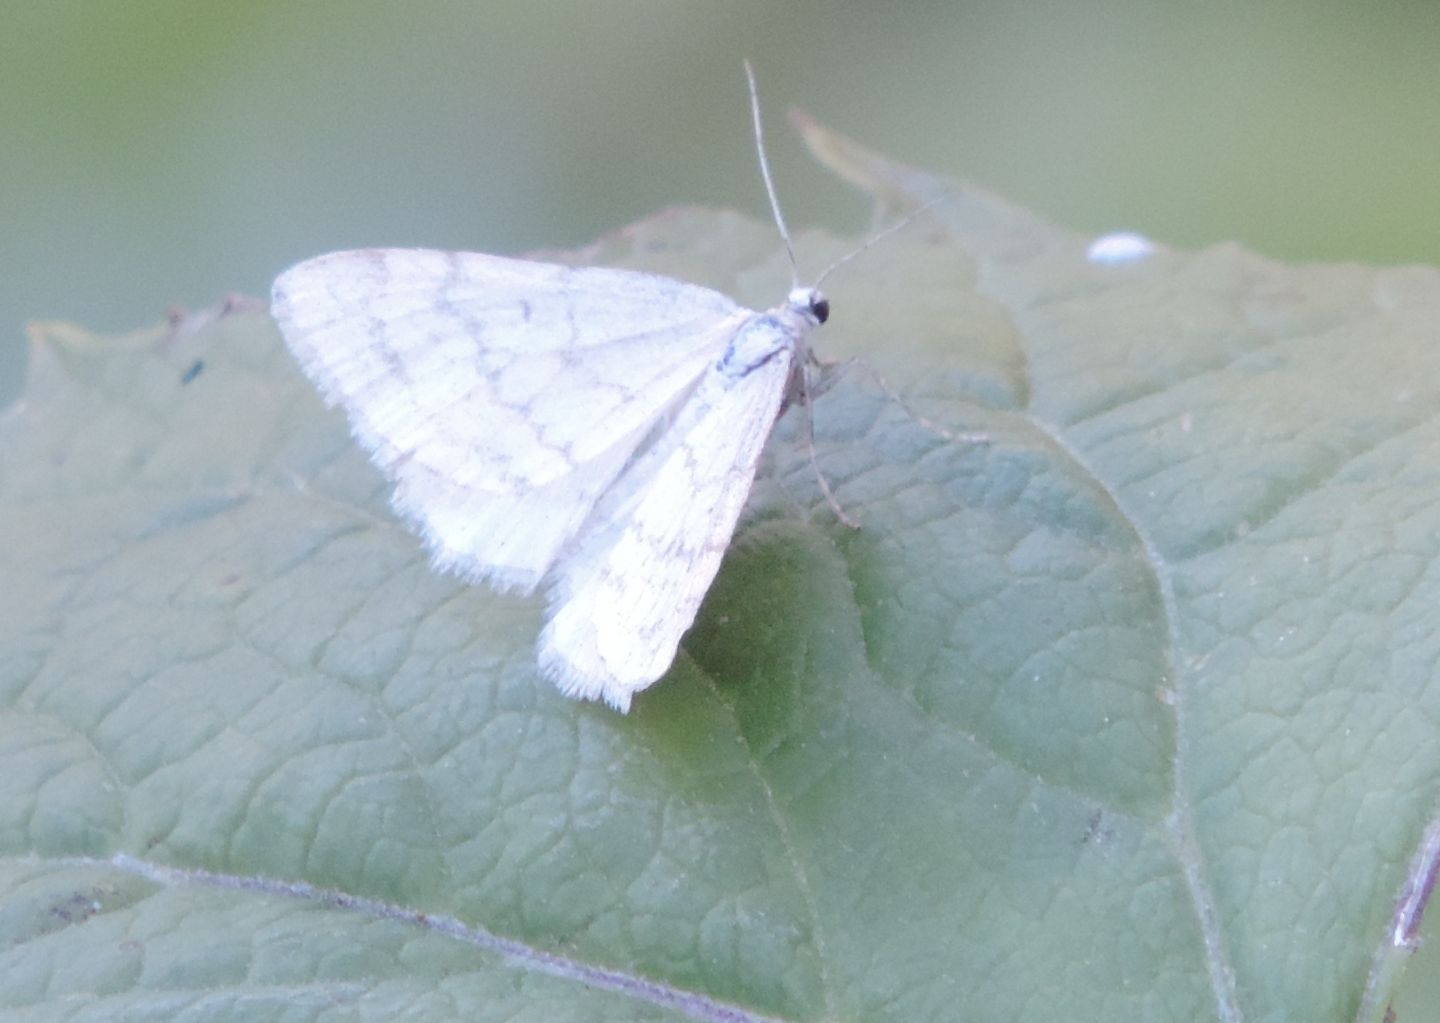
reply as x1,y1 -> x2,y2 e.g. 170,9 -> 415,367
49,890 -> 103,926
1081,809 -> 1111,845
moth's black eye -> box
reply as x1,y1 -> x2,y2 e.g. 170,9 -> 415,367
811,297 -> 830,324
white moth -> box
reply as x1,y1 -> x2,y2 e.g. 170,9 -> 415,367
272,65 -> 922,712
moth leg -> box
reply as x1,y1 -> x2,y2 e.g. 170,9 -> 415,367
827,354 -> 990,447
794,357 -> 861,529
789,352 -> 988,530
803,350 -> 850,402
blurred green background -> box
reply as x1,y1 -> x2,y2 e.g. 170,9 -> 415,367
2,0 -> 1437,400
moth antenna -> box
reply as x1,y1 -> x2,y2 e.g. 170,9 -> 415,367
744,60 -> 800,289
813,191 -> 952,289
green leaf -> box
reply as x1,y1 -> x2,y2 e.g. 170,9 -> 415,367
4,119 -> 1440,1022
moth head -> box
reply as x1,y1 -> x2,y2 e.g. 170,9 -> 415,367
788,287 -> 830,325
